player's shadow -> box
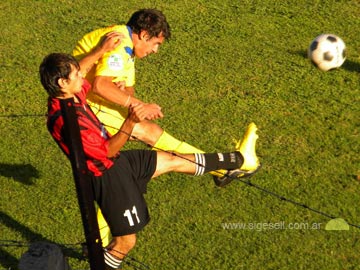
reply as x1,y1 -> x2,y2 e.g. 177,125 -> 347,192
0,211 -> 84,269
0,165 -> 85,268
0,163 -> 40,185
294,50 -> 360,73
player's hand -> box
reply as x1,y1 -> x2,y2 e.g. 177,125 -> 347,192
114,81 -> 126,91
128,103 -> 163,123
143,103 -> 163,120
99,31 -> 124,53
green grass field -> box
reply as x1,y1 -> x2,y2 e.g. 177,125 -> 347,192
1,0 -> 359,269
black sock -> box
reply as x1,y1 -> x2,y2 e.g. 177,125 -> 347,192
194,152 -> 243,175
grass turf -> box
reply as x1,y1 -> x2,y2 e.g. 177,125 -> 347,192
0,0 -> 359,269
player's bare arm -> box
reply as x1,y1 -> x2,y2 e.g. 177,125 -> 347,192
92,76 -> 161,116
92,76 -> 142,107
124,86 -> 135,96
112,81 -> 135,97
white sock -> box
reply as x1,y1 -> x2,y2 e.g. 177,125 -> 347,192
104,249 -> 123,269
194,153 -> 206,176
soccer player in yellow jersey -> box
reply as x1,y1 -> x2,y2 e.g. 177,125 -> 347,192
73,8 -> 259,181
73,8 -> 260,248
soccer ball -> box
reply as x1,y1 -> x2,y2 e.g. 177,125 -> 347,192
308,34 -> 346,71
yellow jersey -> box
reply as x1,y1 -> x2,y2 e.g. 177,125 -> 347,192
73,25 -> 135,87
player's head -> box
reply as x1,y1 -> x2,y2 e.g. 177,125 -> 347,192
127,9 -> 171,40
127,9 -> 171,58
39,53 -> 82,98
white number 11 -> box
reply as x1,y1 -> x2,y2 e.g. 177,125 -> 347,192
123,206 -> 140,226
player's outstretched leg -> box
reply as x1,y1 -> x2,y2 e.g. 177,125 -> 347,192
153,151 -> 244,178
213,122 -> 261,187
152,130 -> 228,177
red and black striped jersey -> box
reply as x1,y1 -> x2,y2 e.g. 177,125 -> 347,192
47,80 -> 115,176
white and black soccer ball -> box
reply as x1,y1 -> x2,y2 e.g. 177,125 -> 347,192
308,34 -> 346,71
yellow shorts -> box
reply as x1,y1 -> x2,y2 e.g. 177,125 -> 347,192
87,94 -> 128,136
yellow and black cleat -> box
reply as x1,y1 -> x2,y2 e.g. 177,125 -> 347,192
213,122 -> 261,187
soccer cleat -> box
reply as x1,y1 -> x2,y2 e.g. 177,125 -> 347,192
236,122 -> 261,172
213,122 -> 261,188
213,169 -> 243,187
213,166 -> 261,187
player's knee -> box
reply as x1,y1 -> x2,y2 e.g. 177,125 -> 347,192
111,234 -> 137,257
153,152 -> 183,177
124,234 -> 137,252
132,121 -> 163,145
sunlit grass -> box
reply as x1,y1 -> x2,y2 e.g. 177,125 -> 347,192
1,0 -> 359,269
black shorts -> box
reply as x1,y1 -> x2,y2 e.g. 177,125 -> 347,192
91,150 -> 157,236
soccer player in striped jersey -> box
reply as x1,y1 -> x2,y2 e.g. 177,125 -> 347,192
40,52 -> 260,270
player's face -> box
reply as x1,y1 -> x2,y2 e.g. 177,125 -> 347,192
61,65 -> 83,97
134,31 -> 165,59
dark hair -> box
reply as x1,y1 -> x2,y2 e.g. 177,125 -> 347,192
127,9 -> 171,40
39,53 -> 80,98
